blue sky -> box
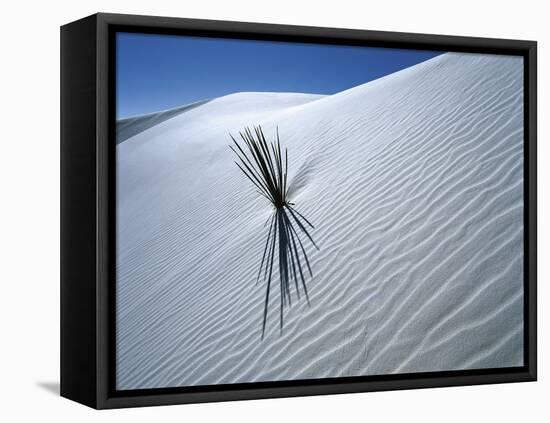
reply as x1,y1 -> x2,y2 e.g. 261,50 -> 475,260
116,32 -> 442,119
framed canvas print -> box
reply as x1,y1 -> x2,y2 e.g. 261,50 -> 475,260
60,13 -> 537,409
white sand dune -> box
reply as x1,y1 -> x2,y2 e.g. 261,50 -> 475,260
116,52 -> 524,390
116,99 -> 211,144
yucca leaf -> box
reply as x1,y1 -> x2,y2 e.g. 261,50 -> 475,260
229,125 -> 319,338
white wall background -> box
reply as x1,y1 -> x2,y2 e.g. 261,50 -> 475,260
0,0 -> 546,421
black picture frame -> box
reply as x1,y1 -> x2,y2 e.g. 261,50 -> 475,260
60,12 -> 537,409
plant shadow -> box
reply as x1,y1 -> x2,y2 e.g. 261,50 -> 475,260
258,205 -> 319,338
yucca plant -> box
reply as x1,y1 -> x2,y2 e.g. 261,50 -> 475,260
230,125 -> 319,338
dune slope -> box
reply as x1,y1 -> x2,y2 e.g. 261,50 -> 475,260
116,53 -> 524,390
116,99 -> 211,144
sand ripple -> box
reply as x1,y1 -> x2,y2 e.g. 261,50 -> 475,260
115,53 -> 524,389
